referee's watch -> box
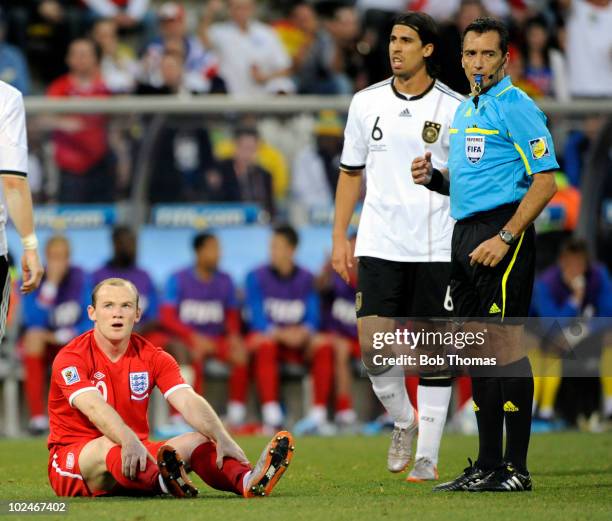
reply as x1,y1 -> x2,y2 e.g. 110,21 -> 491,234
498,229 -> 516,245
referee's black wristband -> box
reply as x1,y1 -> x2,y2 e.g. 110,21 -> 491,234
426,168 -> 450,196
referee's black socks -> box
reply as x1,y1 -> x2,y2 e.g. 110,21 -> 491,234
471,357 -> 534,474
471,376 -> 504,471
500,356 -> 534,474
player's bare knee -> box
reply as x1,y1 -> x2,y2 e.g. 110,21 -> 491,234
78,437 -> 117,483
334,341 -> 351,362
23,329 -> 48,356
166,432 -> 210,464
230,349 -> 248,366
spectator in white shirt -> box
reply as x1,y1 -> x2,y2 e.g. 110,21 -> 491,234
565,0 -> 612,98
82,0 -> 156,40
201,0 -> 295,95
92,18 -> 139,93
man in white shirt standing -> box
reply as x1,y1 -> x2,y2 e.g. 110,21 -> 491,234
332,12 -> 463,482
565,0 -> 612,99
0,80 -> 44,338
200,0 -> 294,95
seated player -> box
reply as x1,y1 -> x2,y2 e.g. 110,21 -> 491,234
91,225 -> 159,335
47,277 -> 294,498
532,237 -> 612,426
245,224 -> 331,430
22,235 -> 90,435
159,232 -> 249,429
295,235 -> 359,434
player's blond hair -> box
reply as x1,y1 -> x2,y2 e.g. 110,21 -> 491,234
91,278 -> 140,308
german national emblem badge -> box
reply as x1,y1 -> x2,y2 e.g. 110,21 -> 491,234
422,121 -> 441,143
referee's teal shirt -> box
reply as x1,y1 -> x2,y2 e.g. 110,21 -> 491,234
448,76 -> 559,221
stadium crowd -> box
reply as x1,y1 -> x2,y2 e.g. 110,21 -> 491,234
2,0 -> 611,99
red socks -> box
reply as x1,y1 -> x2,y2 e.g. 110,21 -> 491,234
105,445 -> 161,494
228,364 -> 249,403
456,376 -> 473,409
24,354 -> 45,417
189,442 -> 251,495
254,340 -> 278,403
336,394 -> 353,412
405,376 -> 418,408
104,442 -> 250,496
311,343 -> 334,406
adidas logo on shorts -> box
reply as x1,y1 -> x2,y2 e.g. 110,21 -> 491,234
503,401 -> 519,412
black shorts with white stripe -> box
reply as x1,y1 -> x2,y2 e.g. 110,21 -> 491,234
0,255 -> 11,342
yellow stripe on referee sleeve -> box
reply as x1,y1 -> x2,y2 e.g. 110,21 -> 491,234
449,128 -> 458,134
501,231 -> 525,321
465,128 -> 499,135
514,142 -> 533,175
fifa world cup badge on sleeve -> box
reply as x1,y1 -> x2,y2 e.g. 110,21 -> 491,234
422,121 -> 441,144
528,137 -> 550,160
129,371 -> 150,398
61,367 -> 80,385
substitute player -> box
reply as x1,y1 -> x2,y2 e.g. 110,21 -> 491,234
245,225 -> 329,431
332,12 -> 463,481
47,277 -> 294,498
412,17 -> 558,491
158,232 -> 249,430
0,80 -> 44,337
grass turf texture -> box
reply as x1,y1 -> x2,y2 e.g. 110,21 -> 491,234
0,433 -> 610,521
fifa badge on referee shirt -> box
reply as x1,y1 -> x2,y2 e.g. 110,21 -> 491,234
422,121 -> 441,144
355,292 -> 362,313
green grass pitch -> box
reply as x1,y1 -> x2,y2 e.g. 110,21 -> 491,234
0,433 -> 611,521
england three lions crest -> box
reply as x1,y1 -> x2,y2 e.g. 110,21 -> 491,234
129,372 -> 149,396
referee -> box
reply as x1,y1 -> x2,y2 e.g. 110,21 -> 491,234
0,80 -> 44,339
333,12 -> 463,481
412,18 -> 558,492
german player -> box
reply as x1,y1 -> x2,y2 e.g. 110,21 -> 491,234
0,80 -> 44,335
47,277 -> 294,498
332,13 -> 463,481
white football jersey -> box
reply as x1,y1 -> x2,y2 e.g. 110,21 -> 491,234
341,78 -> 463,262
0,81 -> 29,256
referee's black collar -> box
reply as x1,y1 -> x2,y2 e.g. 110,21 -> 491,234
391,78 -> 436,101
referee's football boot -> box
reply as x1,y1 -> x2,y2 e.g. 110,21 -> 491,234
468,463 -> 532,492
387,412 -> 418,473
432,458 -> 492,492
157,445 -> 199,498
244,431 -> 295,498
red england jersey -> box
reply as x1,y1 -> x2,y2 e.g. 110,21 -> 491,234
47,331 -> 189,449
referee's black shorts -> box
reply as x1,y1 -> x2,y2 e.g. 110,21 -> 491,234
451,202 -> 535,319
356,257 -> 453,319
